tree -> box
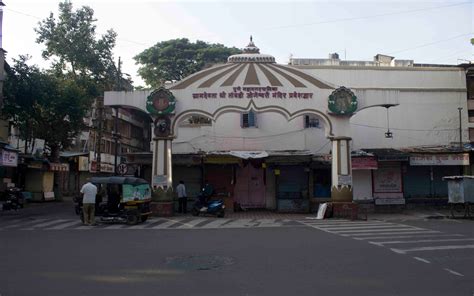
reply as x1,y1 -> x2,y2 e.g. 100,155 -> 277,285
3,57 -> 91,159
134,38 -> 241,88
35,1 -> 128,93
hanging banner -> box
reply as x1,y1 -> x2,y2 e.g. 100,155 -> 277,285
410,154 -> 469,166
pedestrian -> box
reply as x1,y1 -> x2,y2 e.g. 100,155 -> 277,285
176,180 -> 187,214
80,178 -> 98,226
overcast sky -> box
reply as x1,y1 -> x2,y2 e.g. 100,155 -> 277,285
4,0 -> 473,87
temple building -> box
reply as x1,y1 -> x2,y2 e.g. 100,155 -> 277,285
104,38 -> 470,212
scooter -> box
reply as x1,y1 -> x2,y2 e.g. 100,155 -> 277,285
192,198 -> 225,217
1,187 -> 24,211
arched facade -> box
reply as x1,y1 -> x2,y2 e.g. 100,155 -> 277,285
105,38 -> 402,207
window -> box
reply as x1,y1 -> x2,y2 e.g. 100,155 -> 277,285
469,128 -> 474,143
242,111 -> 257,128
304,115 -> 320,128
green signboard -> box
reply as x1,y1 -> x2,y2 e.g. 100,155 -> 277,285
122,184 -> 152,202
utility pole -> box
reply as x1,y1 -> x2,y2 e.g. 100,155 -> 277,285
95,97 -> 104,173
458,107 -> 463,151
113,107 -> 119,174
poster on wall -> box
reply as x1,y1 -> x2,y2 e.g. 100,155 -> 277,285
122,184 -> 151,202
373,163 -> 402,193
0,150 -> 18,167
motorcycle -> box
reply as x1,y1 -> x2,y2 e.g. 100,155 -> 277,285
1,187 -> 24,211
192,198 -> 225,217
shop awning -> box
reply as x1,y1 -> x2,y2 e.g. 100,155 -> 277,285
208,151 -> 269,159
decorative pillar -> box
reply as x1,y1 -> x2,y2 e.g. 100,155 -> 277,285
146,87 -> 176,189
151,137 -> 173,188
331,136 -> 353,202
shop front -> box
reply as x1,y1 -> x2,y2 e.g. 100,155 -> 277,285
404,153 -> 469,199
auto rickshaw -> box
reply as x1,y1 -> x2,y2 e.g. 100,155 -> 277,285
74,176 -> 152,225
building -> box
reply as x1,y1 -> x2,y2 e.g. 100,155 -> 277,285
104,38 -> 469,211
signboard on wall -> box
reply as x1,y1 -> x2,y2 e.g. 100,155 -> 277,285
410,154 -> 469,166
352,157 -> 378,170
78,156 -> 89,171
0,150 -> 18,167
152,175 -> 168,188
373,163 -> 402,193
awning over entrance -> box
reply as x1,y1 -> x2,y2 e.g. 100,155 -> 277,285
208,151 -> 268,159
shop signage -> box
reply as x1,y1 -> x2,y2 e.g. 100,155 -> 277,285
373,164 -> 402,193
410,154 -> 469,166
78,156 -> 89,171
352,157 -> 378,170
338,175 -> 352,186
49,163 -> 69,172
0,150 -> 18,167
192,86 -> 313,100
375,197 -> 406,205
152,175 -> 168,188
377,155 -> 409,162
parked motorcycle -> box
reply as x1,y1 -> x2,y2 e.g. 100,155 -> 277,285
192,198 -> 225,217
1,187 -> 24,211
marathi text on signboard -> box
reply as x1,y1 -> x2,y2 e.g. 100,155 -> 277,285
352,157 -> 378,170
373,164 -> 402,193
410,154 -> 469,166
192,86 -> 314,100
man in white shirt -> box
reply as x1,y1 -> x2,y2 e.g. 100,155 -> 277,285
80,179 -> 98,225
176,180 -> 187,214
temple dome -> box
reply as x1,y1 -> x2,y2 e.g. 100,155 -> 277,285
227,36 -> 275,64
170,37 -> 335,90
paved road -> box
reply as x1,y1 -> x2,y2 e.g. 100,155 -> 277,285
0,206 -> 473,296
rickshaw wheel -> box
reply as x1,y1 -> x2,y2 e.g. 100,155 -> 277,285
140,215 -> 148,223
127,213 -> 139,225
450,203 -> 466,219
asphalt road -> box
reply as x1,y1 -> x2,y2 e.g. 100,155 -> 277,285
0,205 -> 473,296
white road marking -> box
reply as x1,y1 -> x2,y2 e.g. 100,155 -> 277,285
200,219 -> 230,229
392,244 -> 474,254
48,220 -> 82,230
354,234 -> 463,241
30,219 -> 69,228
350,230 -> 440,238
151,219 -> 187,229
318,224 -> 407,231
371,238 -> 474,245
334,227 -> 422,234
444,268 -> 464,277
175,218 -> 208,228
2,218 -> 48,229
413,257 -> 431,264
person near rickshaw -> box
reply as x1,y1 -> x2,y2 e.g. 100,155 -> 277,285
80,179 -> 98,226
176,180 -> 187,214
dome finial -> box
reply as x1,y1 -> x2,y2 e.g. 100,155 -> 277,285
250,35 -> 253,42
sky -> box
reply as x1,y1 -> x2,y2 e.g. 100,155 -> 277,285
3,0 -> 473,87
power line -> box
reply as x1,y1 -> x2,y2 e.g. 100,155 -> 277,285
388,33 -> 473,55
351,123 -> 458,132
261,2 -> 471,31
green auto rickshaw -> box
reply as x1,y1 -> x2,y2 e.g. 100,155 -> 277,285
75,176 -> 152,225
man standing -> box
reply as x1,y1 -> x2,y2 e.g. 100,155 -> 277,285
80,179 -> 98,226
176,180 -> 187,214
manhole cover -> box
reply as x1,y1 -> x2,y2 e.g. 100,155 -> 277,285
165,255 -> 235,271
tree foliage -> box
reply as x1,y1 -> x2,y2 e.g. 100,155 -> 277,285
134,38 -> 241,87
3,57 -> 91,158
35,1 -> 127,92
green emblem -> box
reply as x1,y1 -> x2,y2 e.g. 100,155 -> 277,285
146,87 -> 176,115
328,87 -> 358,115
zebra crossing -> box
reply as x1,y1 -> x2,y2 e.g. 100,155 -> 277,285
0,217 -> 301,231
301,219 -> 474,262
